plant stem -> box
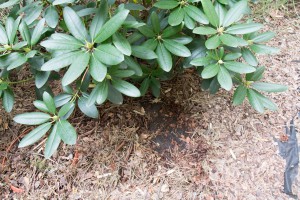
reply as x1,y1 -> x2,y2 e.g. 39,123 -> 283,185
7,77 -> 34,85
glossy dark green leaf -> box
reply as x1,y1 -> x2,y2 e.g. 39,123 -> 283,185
184,14 -> 195,30
63,7 -> 88,41
247,89 -> 264,113
14,112 -> 51,125
156,42 -> 172,72
57,120 -> 77,145
233,85 -> 247,105
201,0 -> 219,27
241,48 -> 258,66
201,64 -> 220,78
62,52 -> 90,86
168,7 -> 184,26
217,67 -> 232,91
205,35 -> 220,49
163,39 -> 191,57
224,61 -> 256,74
151,12 -> 160,34
3,88 -> 14,112
220,34 -> 239,47
252,82 -> 288,93
246,66 -> 264,81
41,51 -> 82,71
154,0 -> 179,9
250,44 -> 279,55
226,23 -> 263,35
256,93 -> 278,111
162,25 -> 182,38
43,92 -> 56,114
31,18 -> 45,46
138,25 -> 156,37
223,53 -> 242,61
124,56 -> 143,76
112,32 -> 131,56
44,123 -> 61,159
131,46 -> 157,60
94,9 -> 129,43
111,78 -> 141,97
214,2 -> 226,26
7,53 -> 27,70
18,122 -> 52,148
89,55 -> 107,82
222,0 -> 248,27
251,31 -> 275,43
107,82 -> 123,104
89,0 -> 108,40
184,5 -> 208,24
45,6 -> 59,28
190,57 -> 211,66
78,96 -> 99,118
193,26 -> 217,35
140,77 -> 150,96
94,44 -> 124,65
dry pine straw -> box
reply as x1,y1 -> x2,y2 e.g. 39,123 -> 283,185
0,16 -> 300,200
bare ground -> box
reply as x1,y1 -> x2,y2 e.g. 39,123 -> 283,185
0,12 -> 300,200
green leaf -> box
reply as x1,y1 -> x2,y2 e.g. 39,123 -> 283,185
184,14 -> 195,30
142,39 -> 158,51
205,35 -> 220,49
0,23 -> 8,44
0,0 -> 19,9
226,23 -> 263,34
6,17 -> 20,45
223,53 -> 242,61
43,92 -> 56,114
156,43 -> 172,72
45,6 -> 59,28
154,0 -> 179,9
41,38 -> 83,51
163,39 -> 191,57
246,66 -> 265,81
250,44 -> 279,55
54,94 -> 73,107
256,93 -> 278,111
62,52 -> 90,86
94,9 -> 129,43
89,0 -> 108,40
201,64 -> 220,78
252,82 -> 288,93
111,78 -> 141,97
96,81 -> 108,105
168,7 -> 184,26
162,25 -> 182,38
14,112 -> 51,125
94,44 -> 124,65
241,48 -> 258,66
78,96 -> 99,118
214,2 -> 226,26
33,100 -> 49,113
184,5 -> 209,24
251,32 -> 275,43
247,89 -> 264,113
222,0 -> 248,27
233,85 -> 247,105
131,46 -> 157,60
107,82 -> 123,104
190,57 -> 211,66
7,53 -> 27,70
18,21 -> 30,44
138,25 -> 156,37
201,0 -> 219,27
193,26 -> 217,35
224,61 -> 256,74
217,67 -> 232,91
151,12 -> 160,34
3,88 -> 14,112
18,122 -> 52,148
63,7 -> 88,42
150,77 -> 161,98
124,56 -> 143,76
140,78 -> 150,96
57,120 -> 77,145
53,0 -> 75,5
41,51 -> 82,71
89,55 -> 107,82
112,32 -> 131,56
44,123 -> 61,159
220,34 -> 239,47
31,18 -> 45,46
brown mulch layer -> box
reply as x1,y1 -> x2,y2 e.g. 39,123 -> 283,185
0,16 -> 300,200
